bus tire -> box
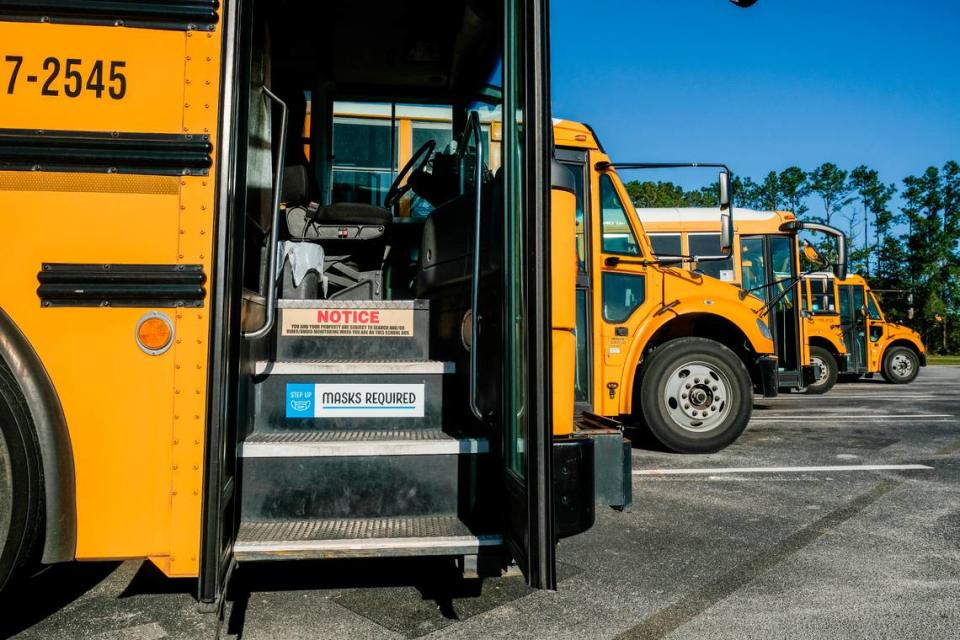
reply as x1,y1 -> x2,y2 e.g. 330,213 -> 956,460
637,337 -> 752,454
0,358 -> 44,593
804,346 -> 838,395
881,346 -> 920,384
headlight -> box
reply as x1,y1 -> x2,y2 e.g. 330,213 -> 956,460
756,318 -> 772,340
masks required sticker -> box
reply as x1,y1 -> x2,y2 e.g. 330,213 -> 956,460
286,383 -> 425,418
282,308 -> 414,337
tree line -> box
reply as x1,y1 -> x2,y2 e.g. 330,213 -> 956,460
625,161 -> 960,353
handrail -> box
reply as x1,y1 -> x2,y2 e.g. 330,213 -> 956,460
243,87 -> 288,340
466,111 -> 485,420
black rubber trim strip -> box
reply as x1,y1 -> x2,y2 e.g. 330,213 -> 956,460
0,129 -> 212,176
37,263 -> 206,308
0,0 -> 219,31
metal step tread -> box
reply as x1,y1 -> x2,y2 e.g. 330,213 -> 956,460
255,360 -> 453,375
234,516 -> 501,560
241,429 -> 489,457
279,298 -> 428,310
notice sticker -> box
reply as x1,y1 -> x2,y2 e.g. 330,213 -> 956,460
282,308 -> 414,337
285,383 -> 425,418
719,270 -> 735,282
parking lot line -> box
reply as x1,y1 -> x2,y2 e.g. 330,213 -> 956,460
798,395 -> 937,399
633,464 -> 933,476
750,413 -> 953,421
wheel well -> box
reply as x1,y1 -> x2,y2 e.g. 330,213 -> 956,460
0,307 -> 76,565
883,339 -> 922,361
809,336 -> 841,358
640,314 -> 759,390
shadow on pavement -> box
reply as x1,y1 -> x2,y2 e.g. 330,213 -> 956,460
225,557 -> 579,639
0,561 -> 120,639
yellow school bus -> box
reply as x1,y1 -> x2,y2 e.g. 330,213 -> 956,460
0,0 -> 641,606
636,208 -> 848,394
553,121 -> 780,454
803,273 -> 926,384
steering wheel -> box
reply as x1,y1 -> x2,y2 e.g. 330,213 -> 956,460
383,139 -> 436,210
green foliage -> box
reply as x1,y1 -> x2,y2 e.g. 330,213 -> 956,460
624,180 -> 719,208
808,162 -> 854,226
778,166 -> 810,216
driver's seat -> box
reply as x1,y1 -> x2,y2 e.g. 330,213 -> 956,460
282,165 -> 393,300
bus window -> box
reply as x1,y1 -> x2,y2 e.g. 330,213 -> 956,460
867,293 -> 882,321
599,174 -> 641,256
332,112 -> 398,206
602,273 -> 645,323
688,232 -> 734,281
809,278 -> 836,313
648,233 -> 681,258
740,236 -> 767,301
568,162 -> 587,272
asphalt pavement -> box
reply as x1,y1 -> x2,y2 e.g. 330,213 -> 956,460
4,366 -> 959,640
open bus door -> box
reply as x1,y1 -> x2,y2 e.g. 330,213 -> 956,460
199,0 -> 558,607
838,282 -> 869,373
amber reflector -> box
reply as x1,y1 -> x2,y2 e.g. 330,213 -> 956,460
138,317 -> 172,351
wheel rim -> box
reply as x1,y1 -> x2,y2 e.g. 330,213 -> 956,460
811,355 -> 830,386
891,352 -> 914,379
663,361 -> 733,433
0,428 -> 12,548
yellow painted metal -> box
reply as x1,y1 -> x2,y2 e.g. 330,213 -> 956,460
637,209 -> 816,375
0,23 -> 188,134
805,274 -> 925,374
551,186 -> 577,436
0,16 -> 224,578
552,120 -> 776,421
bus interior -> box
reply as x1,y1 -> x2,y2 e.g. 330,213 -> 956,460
202,0 -> 565,601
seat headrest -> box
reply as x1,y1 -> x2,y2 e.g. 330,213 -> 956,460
318,203 -> 392,226
282,165 -> 310,203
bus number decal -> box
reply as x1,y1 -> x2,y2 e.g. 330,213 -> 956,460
4,55 -> 127,100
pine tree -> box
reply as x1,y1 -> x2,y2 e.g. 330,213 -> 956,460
808,163 -> 853,226
778,166 -> 810,216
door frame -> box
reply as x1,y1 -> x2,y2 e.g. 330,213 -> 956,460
555,148 -> 593,415
501,0 -> 557,590
198,0 -> 249,608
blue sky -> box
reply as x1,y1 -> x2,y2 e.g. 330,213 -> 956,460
551,0 -> 960,205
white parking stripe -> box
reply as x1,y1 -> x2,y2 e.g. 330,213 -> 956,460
750,414 -> 953,421
633,464 -> 934,476
794,395 -> 937,399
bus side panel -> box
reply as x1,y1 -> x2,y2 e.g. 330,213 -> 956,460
0,20 -> 224,577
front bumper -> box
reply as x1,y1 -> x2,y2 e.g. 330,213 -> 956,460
920,353 -> 927,367
756,356 -> 779,398
835,353 -> 850,373
802,363 -> 820,387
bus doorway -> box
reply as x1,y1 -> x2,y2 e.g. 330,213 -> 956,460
740,234 -> 803,389
200,0 -> 566,607
838,281 -> 870,374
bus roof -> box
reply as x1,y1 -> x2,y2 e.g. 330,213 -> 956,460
553,118 -> 601,150
637,208 -> 792,224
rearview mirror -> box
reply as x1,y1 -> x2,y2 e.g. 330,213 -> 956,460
833,234 -> 848,281
719,170 -> 733,253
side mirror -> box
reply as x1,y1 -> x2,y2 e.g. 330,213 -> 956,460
832,233 -> 847,280
719,170 -> 733,253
